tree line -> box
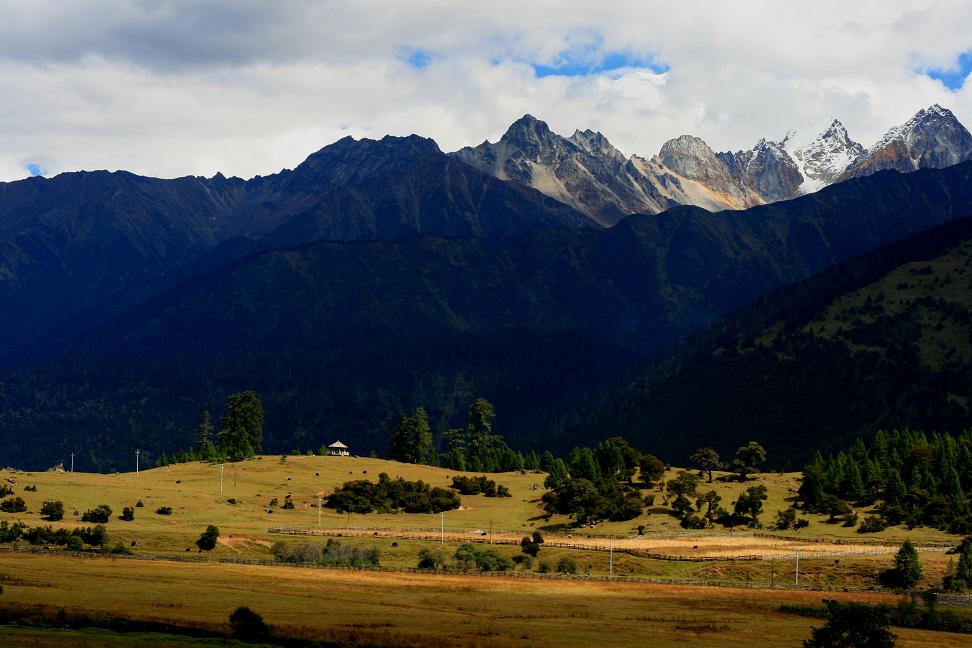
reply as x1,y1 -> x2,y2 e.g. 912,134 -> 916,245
156,391 -> 264,465
799,429 -> 972,534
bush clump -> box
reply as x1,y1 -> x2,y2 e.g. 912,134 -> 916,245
81,505 -> 112,523
450,476 -> 512,498
40,500 -> 64,521
0,497 -> 27,513
326,473 -> 460,514
556,556 -> 578,575
229,606 -> 268,641
156,506 -> 173,516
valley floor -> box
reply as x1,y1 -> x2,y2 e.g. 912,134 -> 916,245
1,553 -> 970,648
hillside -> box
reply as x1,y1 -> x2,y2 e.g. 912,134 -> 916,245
0,136 -> 589,360
6,164 -> 972,469
561,217 -> 972,467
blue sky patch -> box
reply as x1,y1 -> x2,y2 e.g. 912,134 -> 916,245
406,50 -> 432,69
532,49 -> 669,78
926,51 -> 972,90
26,163 -> 44,177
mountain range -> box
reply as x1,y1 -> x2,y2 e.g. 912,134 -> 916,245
454,104 -> 972,224
3,104 -> 972,470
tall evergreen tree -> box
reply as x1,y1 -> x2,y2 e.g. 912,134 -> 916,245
892,539 -> 922,590
219,391 -> 263,461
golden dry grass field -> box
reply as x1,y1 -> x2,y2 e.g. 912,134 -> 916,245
0,552 -> 970,648
0,456 -> 959,557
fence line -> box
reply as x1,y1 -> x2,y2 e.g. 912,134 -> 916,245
267,526 -> 945,562
2,544 -> 971,605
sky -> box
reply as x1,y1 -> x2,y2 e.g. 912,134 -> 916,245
2,0 -> 972,181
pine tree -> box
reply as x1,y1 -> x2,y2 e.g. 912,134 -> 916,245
955,537 -> 972,589
196,410 -> 217,460
892,539 -> 922,590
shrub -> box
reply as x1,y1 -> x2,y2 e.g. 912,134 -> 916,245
81,525 -> 109,547
858,516 -> 887,534
680,515 -> 706,529
450,475 -> 511,498
453,543 -> 512,571
196,525 -> 220,551
537,561 -> 552,574
0,497 -> 27,513
65,535 -> 83,551
0,485 -> 12,497
40,500 -> 64,521
109,541 -> 130,554
794,518 -> 810,529
843,513 -> 859,528
120,507 -> 135,521
803,599 -> 895,648
23,485 -> 37,492
281,497 -> 295,510
229,606 -> 268,641
556,556 -> 578,575
156,506 -> 173,516
418,548 -> 446,570
135,500 -> 144,508
81,505 -> 112,523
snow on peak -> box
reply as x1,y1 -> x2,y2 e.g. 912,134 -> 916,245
781,117 -> 864,193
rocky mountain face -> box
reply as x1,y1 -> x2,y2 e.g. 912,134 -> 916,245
452,115 -> 678,226
783,119 -> 866,192
841,104 -> 972,180
456,106 -> 972,222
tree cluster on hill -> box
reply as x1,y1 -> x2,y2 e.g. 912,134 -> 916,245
271,538 -> 380,567
388,398 -> 531,472
156,391 -> 264,466
449,475 -> 511,497
799,429 -> 972,533
0,520 -> 110,549
541,437 -> 652,526
325,472 -> 460,514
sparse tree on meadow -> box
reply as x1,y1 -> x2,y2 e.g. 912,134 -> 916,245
733,441 -> 767,481
690,447 -> 721,483
196,525 -> 220,552
637,454 -> 666,487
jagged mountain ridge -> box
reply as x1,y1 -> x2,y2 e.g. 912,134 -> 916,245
453,105 -> 972,223
0,134 -> 591,358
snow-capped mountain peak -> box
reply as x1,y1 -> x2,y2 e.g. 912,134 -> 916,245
782,118 -> 864,193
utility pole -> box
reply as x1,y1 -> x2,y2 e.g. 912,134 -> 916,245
219,464 -> 224,493
70,453 -> 74,473
135,449 -> 140,474
795,550 -> 800,586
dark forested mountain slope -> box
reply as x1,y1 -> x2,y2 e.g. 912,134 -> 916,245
0,135 -> 589,358
5,163 -> 972,469
559,216 -> 972,468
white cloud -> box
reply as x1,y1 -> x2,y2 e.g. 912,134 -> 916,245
1,0 -> 972,180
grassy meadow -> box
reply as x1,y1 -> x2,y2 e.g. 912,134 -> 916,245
1,552 -> 971,648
